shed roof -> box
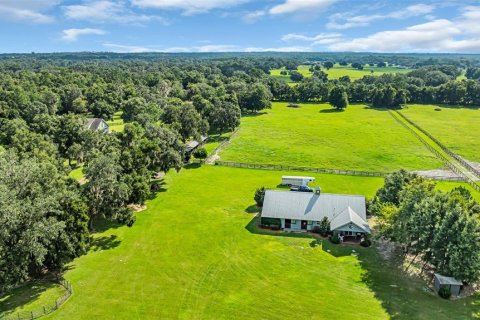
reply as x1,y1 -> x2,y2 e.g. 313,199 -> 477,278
86,118 -> 108,131
261,190 -> 370,233
434,274 -> 463,286
185,135 -> 208,152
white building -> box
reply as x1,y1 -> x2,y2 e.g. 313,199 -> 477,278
261,189 -> 370,237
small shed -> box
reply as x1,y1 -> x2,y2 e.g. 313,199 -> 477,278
281,176 -> 315,187
185,135 -> 209,154
434,273 -> 462,297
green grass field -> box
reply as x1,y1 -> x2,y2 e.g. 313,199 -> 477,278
401,105 -> 480,162
219,102 -> 443,172
7,166 -> 473,319
270,64 -> 412,83
107,112 -> 125,133
0,282 -> 67,316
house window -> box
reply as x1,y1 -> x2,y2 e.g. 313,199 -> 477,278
292,220 -> 297,224
307,221 -> 312,225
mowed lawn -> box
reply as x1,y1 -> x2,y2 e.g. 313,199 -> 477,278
220,103 -> 443,172
270,64 -> 412,82
106,111 -> 125,132
401,104 -> 480,162
34,166 -> 478,320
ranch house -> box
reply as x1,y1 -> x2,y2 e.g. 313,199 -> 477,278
261,189 -> 370,239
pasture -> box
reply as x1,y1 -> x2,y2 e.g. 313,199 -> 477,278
270,64 -> 412,82
106,112 -> 125,133
219,102 -> 443,172
401,104 -> 480,163
10,165 -> 477,320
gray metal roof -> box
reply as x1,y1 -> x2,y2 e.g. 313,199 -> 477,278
86,118 -> 108,131
261,190 -> 369,232
330,206 -> 370,233
185,135 -> 208,152
435,273 -> 463,286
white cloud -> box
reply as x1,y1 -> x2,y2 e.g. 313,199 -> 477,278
243,0 -> 336,22
103,43 -> 240,53
328,4 -> 435,29
103,43 -> 154,52
244,46 -> 312,52
62,28 -> 107,42
193,44 -> 239,52
281,32 -> 341,41
327,19 -> 480,53
131,0 -> 249,15
458,6 -> 480,36
63,1 -> 167,25
103,43 -> 312,53
0,0 -> 59,23
243,10 -> 266,23
269,0 -> 336,15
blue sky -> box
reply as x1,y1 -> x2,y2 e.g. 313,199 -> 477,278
0,0 -> 479,53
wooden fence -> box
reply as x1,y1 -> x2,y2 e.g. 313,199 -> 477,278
389,111 -> 480,192
395,111 -> 480,180
214,161 -> 466,182
0,280 -> 73,320
204,127 -> 241,164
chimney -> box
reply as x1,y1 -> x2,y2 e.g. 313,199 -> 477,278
315,187 -> 321,195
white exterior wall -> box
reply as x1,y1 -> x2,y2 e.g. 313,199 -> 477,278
281,219 -> 320,231
281,178 -> 312,186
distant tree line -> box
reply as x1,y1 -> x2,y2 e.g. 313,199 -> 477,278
268,64 -> 480,108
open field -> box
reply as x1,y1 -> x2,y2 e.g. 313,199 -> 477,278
6,166 -> 472,319
219,102 -> 443,172
270,64 -> 412,83
106,112 -> 125,133
401,105 -> 480,163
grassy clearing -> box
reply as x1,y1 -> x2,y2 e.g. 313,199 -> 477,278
270,64 -> 412,83
401,105 -> 480,162
203,132 -> 232,155
68,165 -> 84,181
220,102 -> 443,172
27,166 -> 477,319
0,282 -> 67,316
107,112 -> 125,133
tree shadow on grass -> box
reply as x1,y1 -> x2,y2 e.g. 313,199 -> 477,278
89,234 -> 121,252
353,244 -> 480,319
91,217 -> 123,233
245,204 -> 260,214
363,106 -> 391,111
241,112 -> 268,118
433,104 -> 480,110
319,108 -> 345,113
321,240 -> 360,257
205,134 -> 229,143
184,163 -> 202,170
148,180 -> 167,200
0,282 -> 62,315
